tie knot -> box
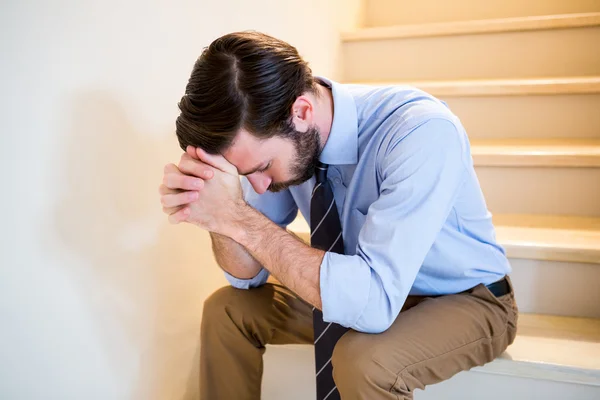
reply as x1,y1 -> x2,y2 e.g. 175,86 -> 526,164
315,162 -> 328,184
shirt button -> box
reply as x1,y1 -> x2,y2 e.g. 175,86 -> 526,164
334,178 -> 342,185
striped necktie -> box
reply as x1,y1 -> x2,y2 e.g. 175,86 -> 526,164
310,161 -> 349,400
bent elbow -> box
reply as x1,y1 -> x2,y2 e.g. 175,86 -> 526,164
357,313 -> 395,334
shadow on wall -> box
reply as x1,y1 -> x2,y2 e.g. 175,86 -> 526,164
47,91 -> 224,400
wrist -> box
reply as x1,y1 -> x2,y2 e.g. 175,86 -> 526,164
227,199 -> 253,244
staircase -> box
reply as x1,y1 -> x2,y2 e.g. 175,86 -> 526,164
263,1 -> 600,399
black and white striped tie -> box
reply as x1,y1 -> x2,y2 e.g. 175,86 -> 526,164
311,161 -> 349,400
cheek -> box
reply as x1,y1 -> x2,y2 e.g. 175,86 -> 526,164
273,145 -> 297,176
270,158 -> 292,181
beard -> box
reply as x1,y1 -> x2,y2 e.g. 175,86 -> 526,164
267,125 -> 322,193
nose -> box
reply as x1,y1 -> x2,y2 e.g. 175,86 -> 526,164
247,174 -> 272,194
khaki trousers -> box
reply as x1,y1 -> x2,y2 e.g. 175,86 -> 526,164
200,278 -> 518,399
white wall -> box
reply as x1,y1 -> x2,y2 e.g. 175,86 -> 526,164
0,1 -> 362,399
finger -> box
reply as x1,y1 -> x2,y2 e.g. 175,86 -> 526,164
163,172 -> 204,191
162,205 -> 183,215
186,146 -> 199,160
160,190 -> 199,208
195,147 -> 236,174
164,163 -> 179,174
159,182 -> 188,196
159,183 -> 182,196
159,184 -> 168,195
178,155 -> 214,180
169,206 -> 190,224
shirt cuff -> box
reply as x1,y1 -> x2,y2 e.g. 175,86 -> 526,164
224,268 -> 270,289
319,252 -> 371,328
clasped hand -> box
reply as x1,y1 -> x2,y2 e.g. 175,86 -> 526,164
158,146 -> 245,236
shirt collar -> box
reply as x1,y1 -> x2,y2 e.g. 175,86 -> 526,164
315,76 -> 358,165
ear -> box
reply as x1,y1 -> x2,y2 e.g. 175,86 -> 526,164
290,95 -> 314,133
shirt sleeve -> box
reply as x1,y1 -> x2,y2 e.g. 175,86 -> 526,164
223,177 -> 299,289
319,118 -> 468,333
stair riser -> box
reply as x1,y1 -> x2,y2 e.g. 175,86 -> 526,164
365,0 -> 600,26
476,166 -> 600,216
444,94 -> 600,139
263,346 -> 315,400
343,27 -> 600,81
509,259 -> 600,318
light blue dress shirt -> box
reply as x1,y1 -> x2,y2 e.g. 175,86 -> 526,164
224,77 -> 511,334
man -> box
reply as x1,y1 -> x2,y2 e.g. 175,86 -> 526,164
159,31 -> 518,400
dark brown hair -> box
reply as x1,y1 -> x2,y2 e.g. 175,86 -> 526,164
176,31 -> 317,154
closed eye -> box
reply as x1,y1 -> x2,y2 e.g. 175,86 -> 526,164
258,161 -> 272,173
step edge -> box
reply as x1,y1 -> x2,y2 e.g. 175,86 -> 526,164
342,12 -> 600,41
473,157 -> 600,167
472,357 -> 600,387
347,77 -> 600,97
471,140 -> 600,166
290,230 -> 600,264
502,244 -> 600,264
472,153 -> 600,168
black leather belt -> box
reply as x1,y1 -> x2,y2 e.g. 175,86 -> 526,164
485,277 -> 511,298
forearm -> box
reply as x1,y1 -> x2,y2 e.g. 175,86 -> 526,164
229,204 -> 325,308
210,232 -> 262,279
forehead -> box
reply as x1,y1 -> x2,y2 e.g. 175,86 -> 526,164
222,130 -> 262,167
223,129 -> 289,169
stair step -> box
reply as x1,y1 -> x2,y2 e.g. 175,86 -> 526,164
345,12 -> 600,41
471,139 -> 600,167
263,314 -> 600,399
289,214 -> 600,264
471,140 -> 600,215
479,314 -> 600,386
342,15 -> 600,81
365,0 -> 600,27
345,78 -> 600,139
493,215 -> 600,264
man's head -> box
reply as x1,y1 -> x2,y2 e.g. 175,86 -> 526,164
176,31 -> 331,194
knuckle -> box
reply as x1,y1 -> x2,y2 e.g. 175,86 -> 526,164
160,195 -> 170,207
164,163 -> 175,173
159,184 -> 171,196
163,174 -> 175,188
177,158 -> 188,171
169,210 -> 183,224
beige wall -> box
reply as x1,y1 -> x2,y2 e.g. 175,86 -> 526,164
0,1 -> 362,399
